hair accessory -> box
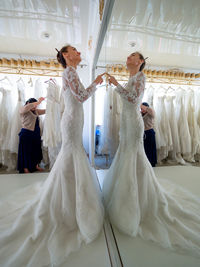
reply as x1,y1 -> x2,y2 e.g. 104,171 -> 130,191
144,57 -> 149,60
55,48 -> 59,53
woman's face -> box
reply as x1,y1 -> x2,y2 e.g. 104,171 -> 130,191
126,52 -> 142,68
64,46 -> 81,64
140,104 -> 148,114
29,103 -> 36,111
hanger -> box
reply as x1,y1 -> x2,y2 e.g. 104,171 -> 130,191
28,77 -> 33,87
0,76 -> 13,86
16,77 -> 23,83
177,86 -> 184,91
166,86 -> 175,92
157,85 -> 166,94
148,85 -> 155,90
158,85 -> 166,90
187,86 -> 194,92
44,78 -> 57,86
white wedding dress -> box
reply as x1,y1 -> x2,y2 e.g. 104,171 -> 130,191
0,66 -> 104,267
0,87 -> 13,166
99,86 -> 121,157
42,80 -> 62,168
164,93 -> 185,164
103,72 -> 200,257
2,86 -> 24,170
175,88 -> 192,161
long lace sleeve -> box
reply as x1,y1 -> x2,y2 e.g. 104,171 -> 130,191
63,66 -> 97,103
115,72 -> 145,104
59,89 -> 65,116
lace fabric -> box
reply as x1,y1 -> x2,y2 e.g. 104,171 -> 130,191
115,72 -> 145,104
63,66 -> 97,102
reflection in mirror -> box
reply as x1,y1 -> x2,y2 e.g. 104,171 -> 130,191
94,0 -> 200,266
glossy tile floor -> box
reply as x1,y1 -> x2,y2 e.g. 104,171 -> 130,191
0,166 -> 200,267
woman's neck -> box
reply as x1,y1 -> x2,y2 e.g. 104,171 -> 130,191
67,62 -> 78,69
129,66 -> 140,77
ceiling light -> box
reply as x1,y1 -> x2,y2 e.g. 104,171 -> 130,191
129,41 -> 136,47
42,32 -> 50,39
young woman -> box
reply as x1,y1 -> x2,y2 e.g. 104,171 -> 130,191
0,45 -> 104,266
103,52 -> 200,257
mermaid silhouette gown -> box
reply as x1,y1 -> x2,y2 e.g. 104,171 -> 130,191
0,66 -> 104,267
103,71 -> 200,257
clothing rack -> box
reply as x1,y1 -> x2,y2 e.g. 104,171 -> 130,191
110,75 -> 200,87
106,64 -> 200,87
0,58 -> 87,77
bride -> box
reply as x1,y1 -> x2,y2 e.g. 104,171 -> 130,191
103,52 -> 200,257
0,45 -> 104,267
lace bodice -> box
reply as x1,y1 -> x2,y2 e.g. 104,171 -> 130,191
115,72 -> 146,147
115,72 -> 145,106
61,66 -> 98,148
62,66 -> 97,103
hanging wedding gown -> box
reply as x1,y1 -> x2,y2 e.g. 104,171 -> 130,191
143,84 -> 154,107
153,88 -> 172,163
42,80 -> 62,168
99,86 -> 121,157
185,89 -> 200,162
0,86 -> 13,166
2,80 -> 25,170
0,66 -> 104,267
98,86 -> 112,155
103,72 -> 200,257
164,91 -> 185,164
194,87 -> 200,159
175,88 -> 192,162
33,78 -> 46,132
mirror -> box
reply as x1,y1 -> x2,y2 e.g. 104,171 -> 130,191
94,0 -> 200,265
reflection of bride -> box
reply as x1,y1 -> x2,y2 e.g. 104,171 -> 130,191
0,45 -> 104,267
103,52 -> 200,257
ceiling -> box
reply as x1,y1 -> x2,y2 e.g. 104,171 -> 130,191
0,0 -> 200,71
0,0 -> 100,63
98,0 -> 200,71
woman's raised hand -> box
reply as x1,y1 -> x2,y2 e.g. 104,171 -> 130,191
106,73 -> 118,86
38,97 -> 45,104
94,73 -> 119,87
94,73 -> 106,85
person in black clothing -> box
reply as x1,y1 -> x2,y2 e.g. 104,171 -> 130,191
17,97 -> 45,173
141,102 -> 157,167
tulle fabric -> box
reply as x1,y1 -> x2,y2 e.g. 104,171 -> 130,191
0,148 -> 103,266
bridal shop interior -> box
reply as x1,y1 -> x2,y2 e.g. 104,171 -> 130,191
0,0 -> 200,266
